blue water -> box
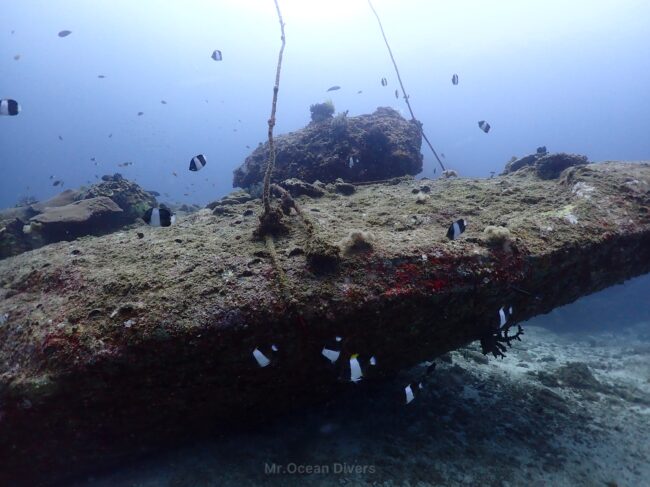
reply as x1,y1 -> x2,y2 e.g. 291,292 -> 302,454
2,0 -> 649,208
2,2 -> 650,486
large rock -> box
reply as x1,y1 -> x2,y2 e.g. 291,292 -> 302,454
0,177 -> 157,260
31,189 -> 81,212
0,161 -> 649,486
27,196 -> 124,243
503,151 -> 589,179
233,107 -> 423,192
77,173 -> 156,221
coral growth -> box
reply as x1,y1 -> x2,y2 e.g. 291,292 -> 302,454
330,111 -> 349,137
480,321 -> 524,359
338,230 -> 375,255
483,225 -> 512,247
310,100 -> 335,123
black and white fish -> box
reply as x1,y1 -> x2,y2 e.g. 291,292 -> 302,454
381,77 -> 387,86
143,207 -> 174,227
478,120 -> 491,133
189,154 -> 207,171
404,382 -> 423,404
321,336 -> 343,364
326,85 -> 341,92
52,180 -> 62,187
0,99 -> 20,116
58,30 -> 72,37
211,50 -> 222,61
452,73 -> 459,85
349,353 -> 363,383
446,219 -> 466,240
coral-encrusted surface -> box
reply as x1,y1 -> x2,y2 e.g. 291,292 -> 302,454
0,161 -> 649,486
232,107 -> 423,190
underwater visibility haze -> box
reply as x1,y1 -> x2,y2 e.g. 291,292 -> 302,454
2,0 -> 650,207
1,1 -> 650,486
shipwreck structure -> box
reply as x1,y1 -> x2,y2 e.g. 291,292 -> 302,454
0,160 -> 649,486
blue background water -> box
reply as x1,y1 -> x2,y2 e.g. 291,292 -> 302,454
1,0 -> 649,208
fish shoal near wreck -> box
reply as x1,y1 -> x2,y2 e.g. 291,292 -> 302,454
0,158 -> 649,485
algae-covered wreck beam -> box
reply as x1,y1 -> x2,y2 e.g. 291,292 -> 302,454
0,161 -> 649,485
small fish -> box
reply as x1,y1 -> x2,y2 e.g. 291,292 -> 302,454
52,180 -> 62,187
452,73 -> 459,85
349,354 -> 363,383
90,157 -> 96,161
322,347 -> 340,363
108,133 -> 113,138
117,162 -> 133,167
441,153 -> 446,159
97,75 -> 106,78
381,77 -> 387,86
446,219 -> 466,240
189,154 -> 207,172
58,30 -> 72,37
211,50 -> 223,61
49,175 -> 54,179
252,347 -> 270,367
499,307 -> 507,327
13,54 -> 20,61
160,100 -> 167,104
245,145 -> 250,149
143,207 -> 174,227
357,90 -> 362,94
0,99 -> 20,116
394,89 -> 399,99
58,135 -> 63,141
326,85 -> 341,92
172,172 -> 178,177
405,384 -> 415,404
478,120 -> 491,133
137,112 -> 143,116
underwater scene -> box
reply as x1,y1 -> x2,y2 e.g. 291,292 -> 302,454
1,1 -> 649,486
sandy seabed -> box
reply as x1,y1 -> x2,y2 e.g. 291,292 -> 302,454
71,280 -> 650,487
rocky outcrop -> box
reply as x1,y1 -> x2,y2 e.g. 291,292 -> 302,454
233,107 -> 423,191
0,176 -> 157,260
27,197 -> 123,243
77,173 -> 156,221
0,161 -> 649,486
503,151 -> 589,179
31,189 -> 81,212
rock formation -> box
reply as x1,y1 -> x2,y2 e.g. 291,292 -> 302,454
0,175 -> 156,259
0,160 -> 649,486
233,107 -> 423,192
